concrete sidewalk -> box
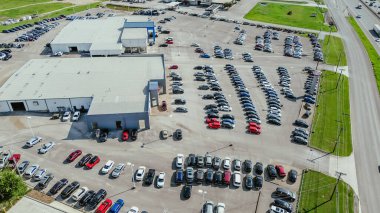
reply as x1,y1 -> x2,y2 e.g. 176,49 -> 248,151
8,196 -> 82,213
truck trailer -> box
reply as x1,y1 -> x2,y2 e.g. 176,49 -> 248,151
374,24 -> 380,37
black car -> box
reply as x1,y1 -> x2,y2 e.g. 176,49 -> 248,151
253,175 -> 263,190
78,190 -> 95,206
174,99 -> 186,105
88,189 -> 107,209
37,173 -> 54,190
17,160 -> 30,174
159,43 -> 168,47
77,154 -> 92,167
294,119 -> 308,128
99,131 -> 108,142
204,104 -> 217,110
245,175 -> 253,189
288,169 -> 298,183
255,162 -> 263,175
244,160 -> 253,173
183,185 -> 192,199
202,94 -> 214,100
273,199 -> 293,212
49,178 -> 68,195
214,171 -> 223,185
205,169 -> 213,184
60,181 -> 80,199
174,129 -> 182,140
207,113 -> 219,118
130,129 -> 138,141
267,164 -> 277,179
221,114 -> 235,120
144,169 -> 155,186
187,154 -> 196,167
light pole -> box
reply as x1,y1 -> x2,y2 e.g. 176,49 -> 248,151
198,189 -> 207,212
127,162 -> 136,189
26,116 -> 35,137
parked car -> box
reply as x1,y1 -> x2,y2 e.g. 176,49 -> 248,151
66,150 -> 82,163
275,165 -> 286,177
77,153 -> 92,167
176,154 -> 184,168
17,160 -> 30,174
135,166 -> 146,181
144,169 -> 155,185
33,168 -> 47,181
174,129 -> 182,140
130,129 -> 138,141
38,141 -> 55,154
88,189 -> 107,209
253,175 -> 263,190
111,163 -> 125,178
288,169 -> 298,183
37,173 -> 54,189
72,186 -> 89,201
72,111 -> 80,121
156,172 -> 166,188
49,178 -> 69,195
183,185 -> 192,199
95,199 -> 113,213
121,130 -> 129,141
78,190 -> 96,207
267,164 -> 277,179
101,160 -> 115,174
273,199 -> 293,212
26,136 -> 42,147
109,199 -> 124,213
24,164 -> 39,179
223,157 -> 231,170
273,187 -> 296,202
62,111 -> 71,121
85,156 -> 100,169
61,181 -> 80,199
127,206 -> 139,213
203,201 -> 214,213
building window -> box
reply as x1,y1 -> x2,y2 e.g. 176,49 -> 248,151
33,101 -> 39,106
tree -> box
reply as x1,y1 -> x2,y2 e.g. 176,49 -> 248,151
287,11 -> 293,15
0,169 -> 27,200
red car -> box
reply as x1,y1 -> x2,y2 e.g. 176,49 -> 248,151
121,130 -> 129,141
205,118 -> 219,124
208,121 -> 221,129
166,40 -> 173,44
66,150 -> 82,162
95,199 -> 113,213
248,122 -> 261,129
85,156 -> 100,169
169,65 -> 178,69
275,165 -> 286,177
248,126 -> 261,134
223,170 -> 231,185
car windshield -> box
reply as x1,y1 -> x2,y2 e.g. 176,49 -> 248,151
104,165 -> 109,169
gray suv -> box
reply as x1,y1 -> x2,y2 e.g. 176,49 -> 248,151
273,187 -> 296,202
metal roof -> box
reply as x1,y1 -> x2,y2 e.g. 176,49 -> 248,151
124,21 -> 155,28
0,56 -> 165,115
121,28 -> 147,40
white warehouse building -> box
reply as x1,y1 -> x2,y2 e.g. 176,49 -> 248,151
50,16 -> 156,56
0,55 -> 166,130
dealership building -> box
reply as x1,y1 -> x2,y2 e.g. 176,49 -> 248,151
50,16 -> 156,56
0,55 -> 166,130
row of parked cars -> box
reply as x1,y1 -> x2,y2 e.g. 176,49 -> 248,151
0,43 -> 24,48
214,45 -> 233,60
234,29 -> 246,45
277,67 -> 296,100
252,66 -> 282,126
2,23 -> 33,33
15,22 -> 59,42
225,64 -> 262,134
202,201 -> 225,213
309,34 -> 324,62
284,35 -> 303,59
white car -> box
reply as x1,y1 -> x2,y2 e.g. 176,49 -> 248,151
72,111 -> 80,121
128,206 -> 139,213
26,136 -> 42,147
223,157 -> 231,170
233,159 -> 241,171
0,153 -> 10,169
219,105 -> 232,112
101,160 -> 115,174
111,163 -> 126,178
191,43 -> 200,47
176,154 -> 184,168
376,38 -> 380,42
24,164 -> 39,178
215,203 -> 226,213
38,142 -> 55,154
62,111 -> 71,122
156,172 -> 165,188
71,186 -> 88,201
135,166 -> 146,181
53,51 -> 63,56
33,168 -> 47,181
232,171 -> 241,187
270,205 -> 289,213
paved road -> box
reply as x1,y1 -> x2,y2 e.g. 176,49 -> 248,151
339,0 -> 380,54
326,0 -> 380,212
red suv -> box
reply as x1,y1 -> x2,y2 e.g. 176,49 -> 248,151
275,165 -> 286,177
66,150 -> 82,162
223,170 -> 231,185
86,156 -> 100,169
95,199 -> 112,213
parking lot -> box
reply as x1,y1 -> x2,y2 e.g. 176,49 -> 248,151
0,6 -> 327,213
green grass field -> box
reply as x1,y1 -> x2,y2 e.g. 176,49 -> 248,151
244,3 -> 336,32
348,17 -> 380,94
310,71 -> 352,156
322,35 -> 347,66
264,0 -> 308,4
0,0 -> 51,10
0,2 -> 72,21
0,2 -> 100,31
298,170 -> 354,213
106,4 -> 143,12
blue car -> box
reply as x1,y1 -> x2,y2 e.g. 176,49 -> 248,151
109,199 -> 124,213
200,53 -> 211,58
175,169 -> 184,184
222,118 -> 235,124
239,93 -> 250,97
304,97 -> 315,104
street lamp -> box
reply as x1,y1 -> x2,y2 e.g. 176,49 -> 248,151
198,189 -> 207,204
127,162 -> 136,189
26,116 -> 35,137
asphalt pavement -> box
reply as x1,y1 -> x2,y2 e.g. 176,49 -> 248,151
326,0 -> 380,212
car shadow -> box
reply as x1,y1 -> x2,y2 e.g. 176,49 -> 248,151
171,158 -> 177,170
153,176 -> 159,189
170,171 -> 178,187
98,169 -> 106,176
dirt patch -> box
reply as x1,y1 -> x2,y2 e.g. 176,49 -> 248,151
27,190 -> 54,204
10,117 -> 26,130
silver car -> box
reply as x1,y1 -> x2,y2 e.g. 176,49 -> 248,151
33,168 -> 47,181
111,163 -> 126,178
24,164 -> 40,178
38,142 -> 55,154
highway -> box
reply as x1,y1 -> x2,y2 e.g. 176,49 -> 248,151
340,0 -> 380,54
326,0 -> 380,212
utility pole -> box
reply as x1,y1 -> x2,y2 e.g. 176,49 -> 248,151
335,52 -> 343,89
254,191 -> 261,213
332,127 -> 343,153
330,172 -> 346,201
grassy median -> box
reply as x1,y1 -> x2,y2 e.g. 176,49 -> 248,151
310,71 -> 352,156
298,170 -> 354,213
244,3 -> 336,31
348,16 -> 380,94
322,35 -> 347,66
